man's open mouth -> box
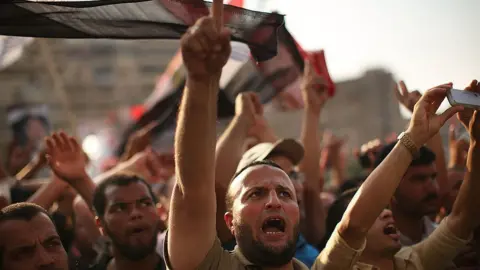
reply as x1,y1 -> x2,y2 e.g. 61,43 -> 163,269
262,217 -> 286,235
129,226 -> 149,236
383,223 -> 398,236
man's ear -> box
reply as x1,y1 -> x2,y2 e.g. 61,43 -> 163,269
224,212 -> 234,235
95,216 -> 105,236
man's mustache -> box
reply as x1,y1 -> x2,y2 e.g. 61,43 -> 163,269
422,193 -> 439,202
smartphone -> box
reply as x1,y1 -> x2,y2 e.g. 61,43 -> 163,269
447,89 -> 480,109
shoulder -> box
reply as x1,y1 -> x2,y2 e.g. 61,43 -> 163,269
164,231 -> 242,270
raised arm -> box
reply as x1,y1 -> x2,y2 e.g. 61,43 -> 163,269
45,132 -> 95,208
394,81 -> 450,196
167,13 -> 232,270
447,80 -> 480,238
215,92 -> 262,243
299,62 -> 328,245
337,84 -> 462,249
27,175 -> 69,209
407,81 -> 480,270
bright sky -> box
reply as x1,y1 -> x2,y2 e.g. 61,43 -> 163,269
246,0 -> 480,115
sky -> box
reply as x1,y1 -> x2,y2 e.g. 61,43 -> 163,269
244,0 -> 480,114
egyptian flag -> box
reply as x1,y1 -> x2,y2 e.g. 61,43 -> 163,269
252,26 -> 336,110
0,0 -> 283,62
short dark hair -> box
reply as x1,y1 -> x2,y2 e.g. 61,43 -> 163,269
0,203 -> 52,224
337,176 -> 366,195
374,141 -> 436,168
93,173 -> 158,218
226,160 -> 283,211
318,188 -> 358,250
0,203 -> 54,268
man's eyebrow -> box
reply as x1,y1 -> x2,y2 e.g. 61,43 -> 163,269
43,235 -> 61,244
137,196 -> 153,202
10,242 -> 36,253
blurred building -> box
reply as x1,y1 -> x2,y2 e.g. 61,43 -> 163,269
0,39 -> 406,164
0,39 -> 178,157
267,68 -> 407,150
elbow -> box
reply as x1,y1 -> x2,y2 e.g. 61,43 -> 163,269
337,214 -> 370,239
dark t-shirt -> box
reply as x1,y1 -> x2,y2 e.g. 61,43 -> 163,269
88,248 -> 166,270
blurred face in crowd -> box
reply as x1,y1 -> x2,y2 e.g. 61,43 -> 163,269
25,117 -> 47,144
392,163 -> 440,217
225,165 -> 300,266
364,209 -> 402,258
98,181 -> 160,261
443,169 -> 464,214
269,155 -> 304,205
0,213 -> 68,270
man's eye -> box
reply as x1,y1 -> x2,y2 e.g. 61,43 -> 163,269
140,201 -> 153,207
279,191 -> 291,198
250,190 -> 262,198
46,240 -> 62,249
113,205 -> 127,212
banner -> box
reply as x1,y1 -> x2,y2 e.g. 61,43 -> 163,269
0,0 -> 284,62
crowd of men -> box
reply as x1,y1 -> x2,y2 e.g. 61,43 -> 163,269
0,5 -> 479,270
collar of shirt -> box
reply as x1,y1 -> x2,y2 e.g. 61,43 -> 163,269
399,216 -> 438,246
352,256 -> 408,270
233,245 -> 309,270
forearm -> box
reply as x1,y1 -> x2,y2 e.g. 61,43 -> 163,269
300,108 -> 322,192
299,108 -> 325,243
339,142 -> 413,249
215,116 -> 250,189
28,179 -> 68,209
426,133 -> 449,195
449,142 -> 480,239
72,176 -> 96,209
175,77 -> 219,196
215,116 -> 250,241
330,158 -> 345,190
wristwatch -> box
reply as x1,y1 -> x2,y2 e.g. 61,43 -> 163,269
397,132 -> 420,158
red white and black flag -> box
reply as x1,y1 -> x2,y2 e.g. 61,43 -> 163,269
0,0 -> 284,61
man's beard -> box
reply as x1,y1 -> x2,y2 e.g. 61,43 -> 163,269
234,222 -> 298,267
104,223 -> 159,261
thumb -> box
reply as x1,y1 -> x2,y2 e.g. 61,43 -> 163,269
439,106 -> 464,127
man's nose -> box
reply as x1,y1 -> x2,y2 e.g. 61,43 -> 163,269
265,191 -> 282,210
130,205 -> 144,220
36,247 -> 55,268
380,208 -> 393,220
425,178 -> 439,194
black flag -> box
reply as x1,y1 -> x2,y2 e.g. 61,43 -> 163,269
0,0 -> 284,62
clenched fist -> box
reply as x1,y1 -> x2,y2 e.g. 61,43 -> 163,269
181,17 -> 231,80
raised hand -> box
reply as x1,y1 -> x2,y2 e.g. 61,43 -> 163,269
181,15 -> 231,80
302,61 -> 329,114
122,121 -> 159,161
448,124 -> 469,169
354,138 -> 383,170
407,83 -> 464,147
320,131 -> 346,170
121,148 -> 173,184
45,132 -> 88,185
235,92 -> 263,127
458,80 -> 480,142
394,80 -> 422,112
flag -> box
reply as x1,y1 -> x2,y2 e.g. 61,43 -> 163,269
0,0 -> 284,62
115,22 -> 303,156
